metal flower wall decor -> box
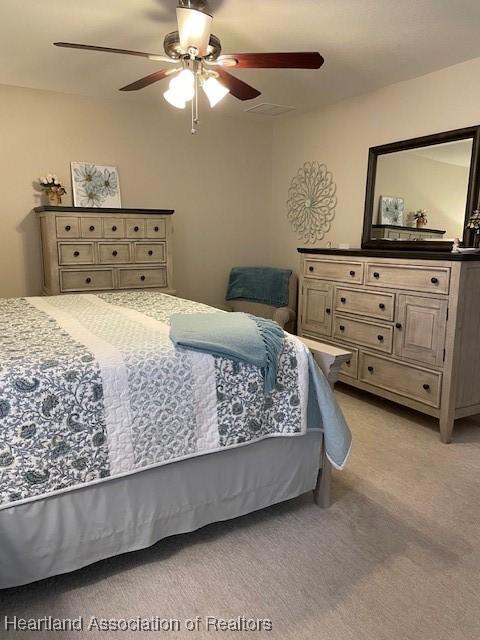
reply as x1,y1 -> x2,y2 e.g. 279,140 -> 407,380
287,161 -> 337,243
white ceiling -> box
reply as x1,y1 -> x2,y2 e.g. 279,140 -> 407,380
2,0 -> 480,119
411,140 -> 473,168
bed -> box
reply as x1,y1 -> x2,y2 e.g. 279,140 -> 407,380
0,291 -> 351,588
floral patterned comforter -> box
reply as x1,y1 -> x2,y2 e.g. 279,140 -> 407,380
0,292 -> 311,510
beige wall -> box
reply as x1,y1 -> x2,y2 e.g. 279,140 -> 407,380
3,54 -> 480,304
269,56 -> 480,273
374,152 -> 469,238
0,84 -> 272,306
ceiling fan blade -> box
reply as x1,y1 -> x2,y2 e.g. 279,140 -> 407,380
53,42 -> 173,63
215,68 -> 261,101
219,52 -> 324,69
176,7 -> 212,57
120,69 -> 173,92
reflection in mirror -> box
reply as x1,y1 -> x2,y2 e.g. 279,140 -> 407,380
371,139 -> 473,241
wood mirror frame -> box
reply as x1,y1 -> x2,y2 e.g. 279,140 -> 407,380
361,125 -> 480,250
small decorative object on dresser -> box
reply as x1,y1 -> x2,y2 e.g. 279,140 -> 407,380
36,206 -> 174,295
379,196 -> 404,226
298,247 -> 480,443
38,174 -> 67,205
71,162 -> 121,208
413,209 -> 428,228
466,210 -> 480,247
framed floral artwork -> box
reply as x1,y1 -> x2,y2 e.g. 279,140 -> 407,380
378,195 -> 404,226
71,162 -> 122,208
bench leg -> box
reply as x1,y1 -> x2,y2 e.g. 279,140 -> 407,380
313,445 -> 332,508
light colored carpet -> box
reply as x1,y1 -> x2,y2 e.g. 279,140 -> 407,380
2,386 -> 480,640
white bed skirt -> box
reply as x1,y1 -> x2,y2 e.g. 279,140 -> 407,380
0,432 -> 322,589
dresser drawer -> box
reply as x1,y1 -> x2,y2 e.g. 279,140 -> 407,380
58,242 -> 94,266
366,263 -> 450,294
98,242 -> 131,264
341,347 -> 359,379
304,259 -> 363,284
118,267 -> 167,289
103,218 -> 125,238
80,217 -> 103,239
359,352 -> 442,408
146,219 -> 166,238
126,219 -> 145,238
334,315 -> 393,353
335,287 -> 395,321
56,217 -> 80,238
134,242 -> 166,263
60,269 -> 114,292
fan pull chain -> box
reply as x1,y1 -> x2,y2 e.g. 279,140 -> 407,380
191,57 -> 199,134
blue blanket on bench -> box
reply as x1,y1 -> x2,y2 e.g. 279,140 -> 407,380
226,266 -> 292,308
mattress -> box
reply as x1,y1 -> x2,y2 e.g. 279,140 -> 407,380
0,291 -> 350,512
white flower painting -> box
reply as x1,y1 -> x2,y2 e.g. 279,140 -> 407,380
379,195 -> 404,226
71,162 -> 122,208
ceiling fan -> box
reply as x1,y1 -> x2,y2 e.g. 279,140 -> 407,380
54,0 -> 324,133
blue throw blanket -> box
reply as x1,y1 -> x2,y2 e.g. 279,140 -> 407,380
169,312 -> 285,393
226,267 -> 292,308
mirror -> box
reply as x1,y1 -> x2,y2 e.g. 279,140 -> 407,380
362,126 -> 480,250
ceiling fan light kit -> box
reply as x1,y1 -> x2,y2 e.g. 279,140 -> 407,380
202,76 -> 230,107
54,0 -> 324,134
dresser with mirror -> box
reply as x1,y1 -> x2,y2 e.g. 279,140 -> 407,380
298,125 -> 480,443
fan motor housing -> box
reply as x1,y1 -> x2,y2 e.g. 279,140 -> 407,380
178,0 -> 210,11
164,31 -> 221,61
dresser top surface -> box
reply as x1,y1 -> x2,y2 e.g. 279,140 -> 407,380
297,247 -> 480,261
371,224 -> 446,234
35,206 -> 174,216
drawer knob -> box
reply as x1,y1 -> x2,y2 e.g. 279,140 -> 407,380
349,270 -> 355,277
308,266 -> 314,272
112,251 -> 118,257
85,277 -> 92,284
112,225 -> 117,232
346,360 -> 351,367
140,275 -> 146,281
367,366 -> 374,373
395,322 -> 402,329
73,251 -> 80,257
326,308 -> 331,315
423,383 -> 430,391
134,226 -> 139,232
65,225 -> 71,232
340,297 -> 346,304
89,225 -> 95,232
339,325 -> 345,331
379,303 -> 385,310
373,272 -> 380,279
377,335 -> 384,341
431,277 -> 439,284
154,226 -> 159,232
148,250 -> 153,256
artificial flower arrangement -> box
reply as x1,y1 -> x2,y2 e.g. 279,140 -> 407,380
38,174 -> 67,205
466,209 -> 480,246
413,209 -> 428,228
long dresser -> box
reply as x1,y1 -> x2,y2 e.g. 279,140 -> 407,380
36,206 -> 174,296
298,248 -> 480,443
